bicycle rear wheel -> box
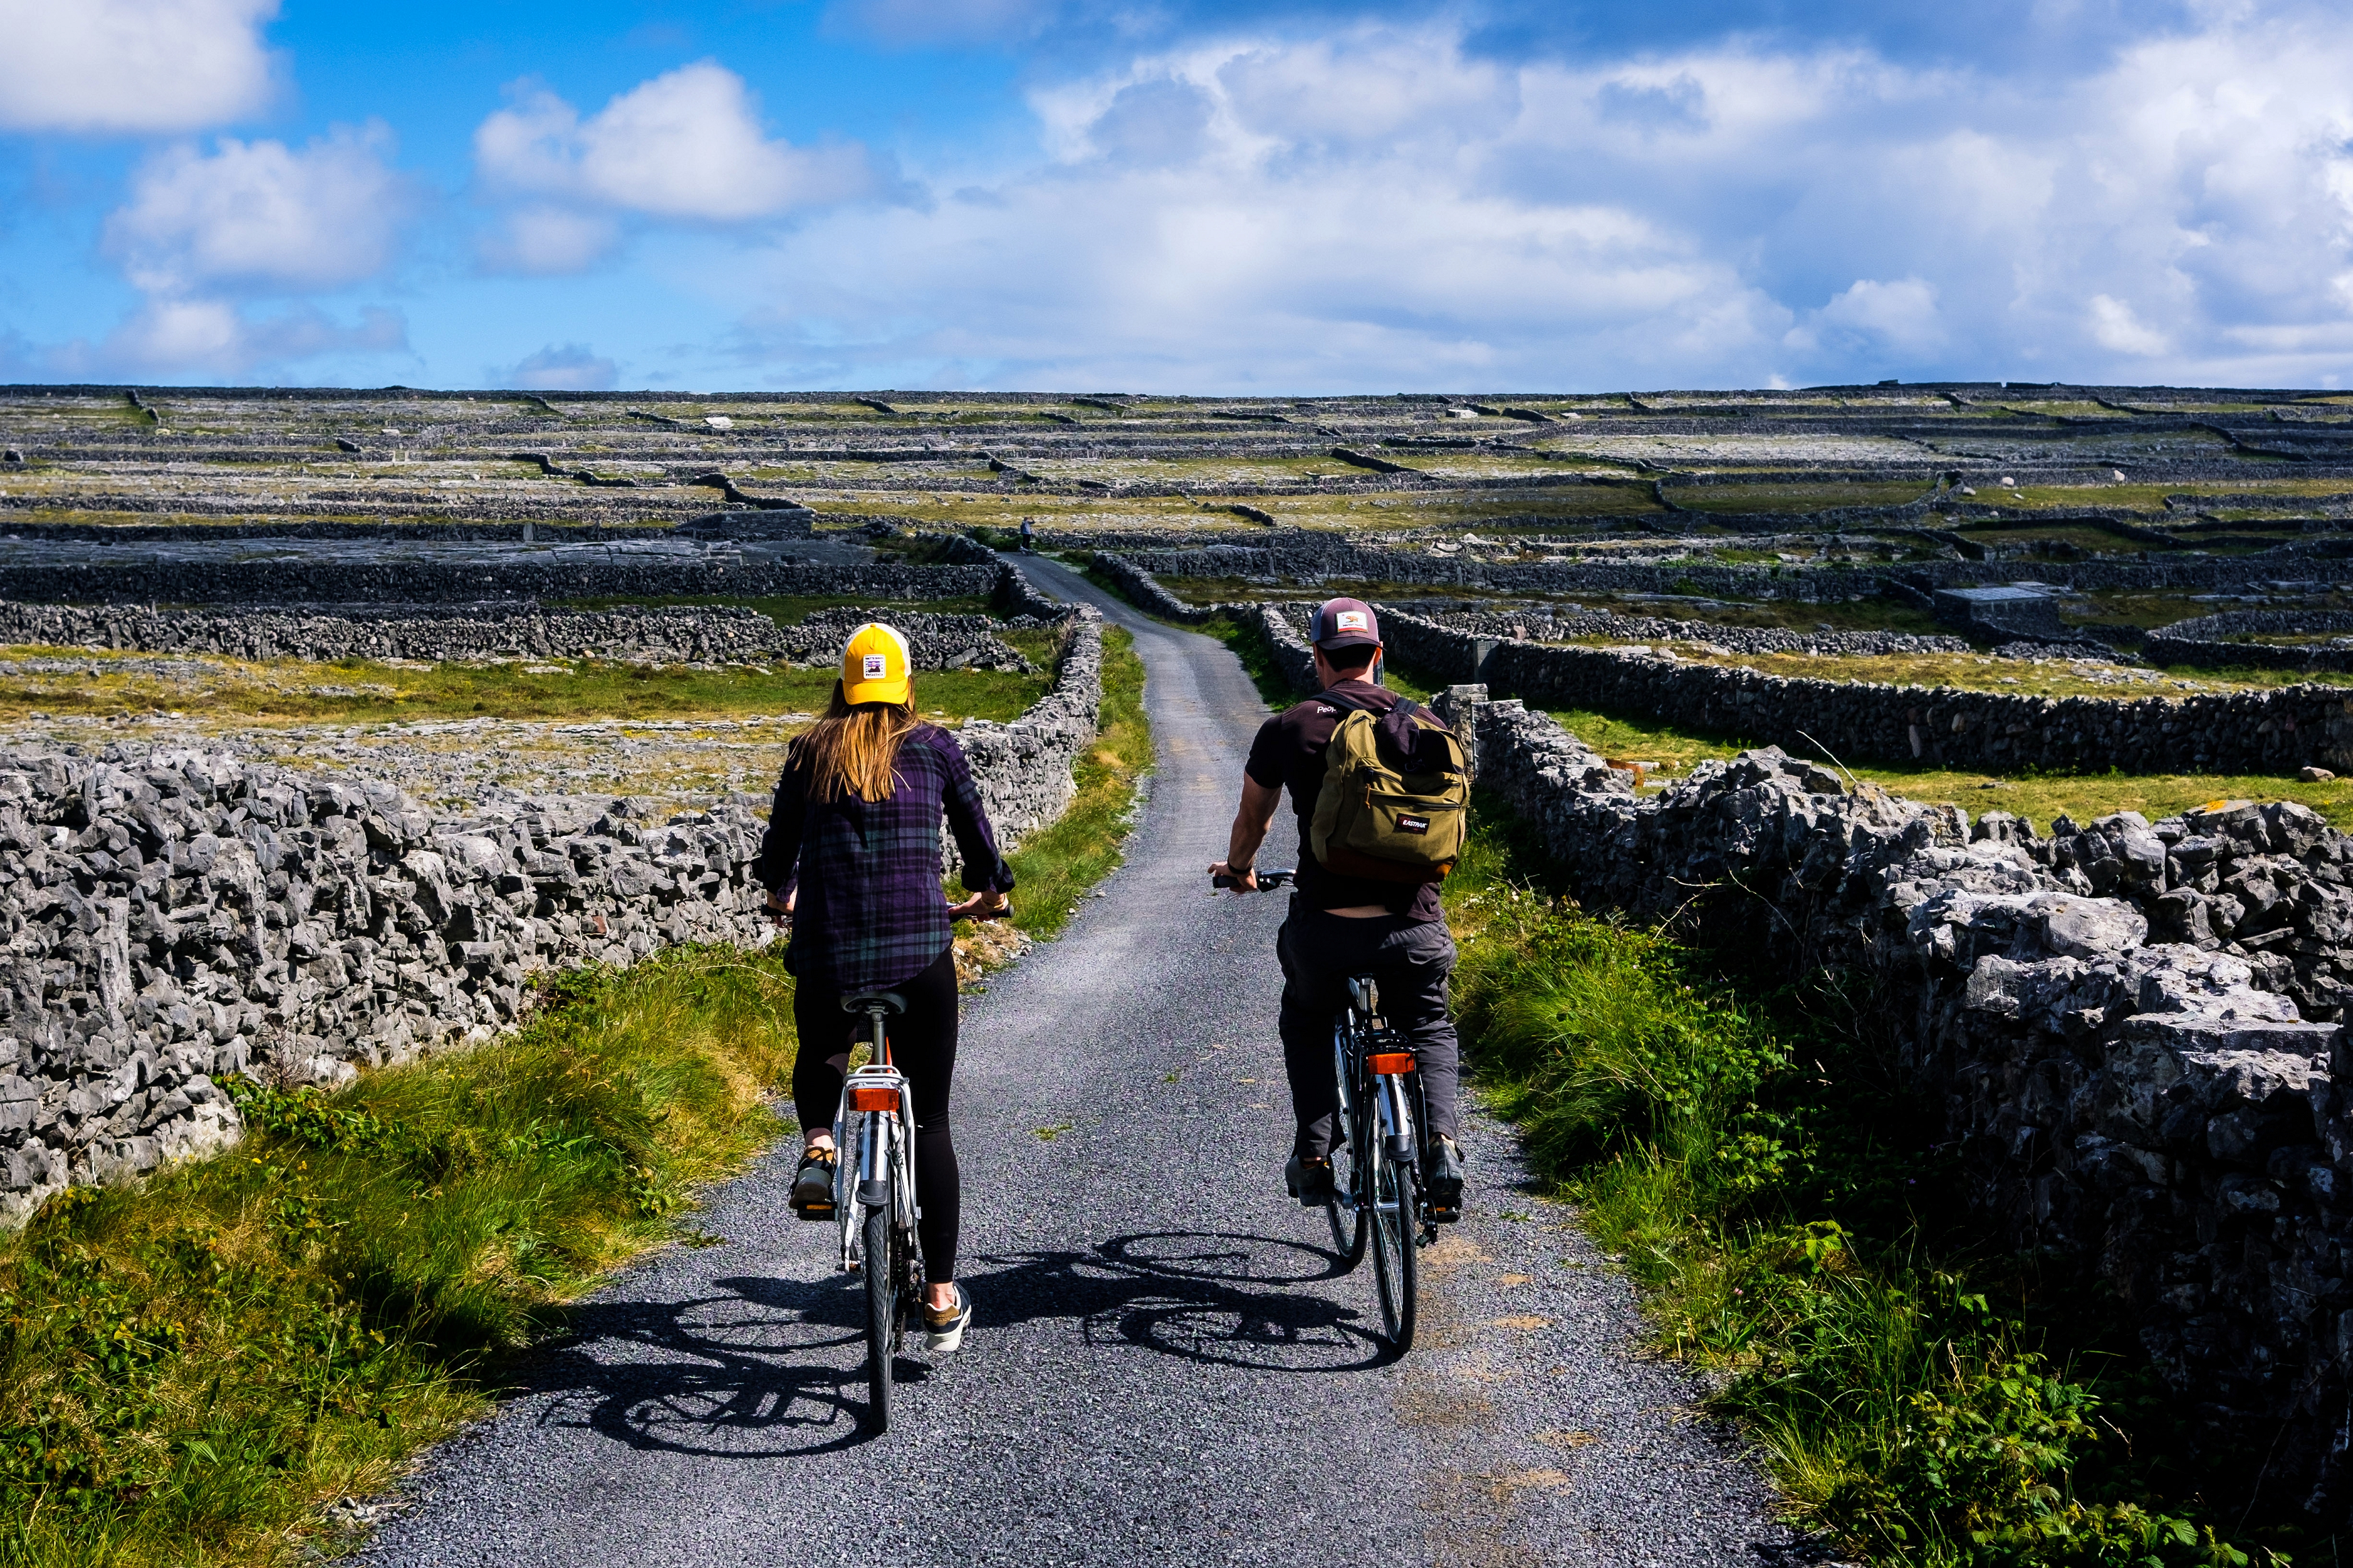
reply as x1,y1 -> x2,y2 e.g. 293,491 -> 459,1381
1369,1144 -> 1419,1352
864,1203 -> 896,1428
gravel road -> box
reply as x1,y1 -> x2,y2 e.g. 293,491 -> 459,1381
355,554 -> 1790,1567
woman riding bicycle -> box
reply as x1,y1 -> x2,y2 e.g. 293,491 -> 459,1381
754,622 -> 1012,1355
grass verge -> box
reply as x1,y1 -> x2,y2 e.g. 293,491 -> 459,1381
959,626 -> 1150,939
0,650 -> 1049,729
1446,803 -> 2299,1566
0,945 -> 799,1567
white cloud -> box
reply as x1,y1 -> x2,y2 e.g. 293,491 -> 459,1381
504,343 -> 619,390
1790,278 -> 1946,356
473,63 -> 877,272
715,7 -> 2353,390
104,124 -> 415,294
47,300 -> 407,379
0,0 -> 280,134
2088,294 -> 2171,356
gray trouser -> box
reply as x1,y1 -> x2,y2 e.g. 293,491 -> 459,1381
1276,908 -> 1462,1160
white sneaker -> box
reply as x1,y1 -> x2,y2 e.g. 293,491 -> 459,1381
923,1284 -> 971,1354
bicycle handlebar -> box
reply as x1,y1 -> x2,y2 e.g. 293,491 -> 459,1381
1211,868 -> 1295,890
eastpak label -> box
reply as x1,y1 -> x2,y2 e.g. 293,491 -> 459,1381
1398,815 -> 1430,833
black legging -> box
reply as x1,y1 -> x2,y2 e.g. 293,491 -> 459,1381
791,946 -> 961,1282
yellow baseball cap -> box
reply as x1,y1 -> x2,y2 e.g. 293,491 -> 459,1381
840,622 -> 912,706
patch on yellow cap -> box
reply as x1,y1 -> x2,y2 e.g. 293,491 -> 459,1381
840,622 -> 912,706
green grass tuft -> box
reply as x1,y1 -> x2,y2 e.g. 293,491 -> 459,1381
968,626 -> 1150,938
1447,800 -> 2297,1566
0,945 -> 800,1567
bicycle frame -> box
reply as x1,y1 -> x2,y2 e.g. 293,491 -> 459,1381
1332,977 -> 1426,1219
835,1007 -> 920,1276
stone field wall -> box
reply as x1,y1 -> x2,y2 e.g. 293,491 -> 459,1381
0,599 -> 1041,673
2148,610 -> 2353,675
1131,532 -> 2353,602
1395,602 -> 1975,659
1431,684 -> 2353,1522
0,608 -> 1103,1227
0,554 -> 1003,606
1371,604 -> 2353,778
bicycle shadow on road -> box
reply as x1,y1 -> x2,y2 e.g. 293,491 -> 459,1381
506,1272 -> 912,1459
961,1230 -> 1396,1372
498,1229 -> 1386,1463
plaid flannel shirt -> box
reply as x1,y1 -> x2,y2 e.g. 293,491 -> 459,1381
754,725 -> 1016,992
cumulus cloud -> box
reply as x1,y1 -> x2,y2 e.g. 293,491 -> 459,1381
0,0 -> 280,134
504,343 -> 619,390
46,300 -> 407,380
1789,278 -> 1946,358
104,124 -> 415,296
717,7 -> 2353,390
474,63 -> 877,272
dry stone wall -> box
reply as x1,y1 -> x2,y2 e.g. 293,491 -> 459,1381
1374,606 -> 2353,777
1131,532 -> 2353,604
1431,684 -> 2353,1524
1395,602 -> 1973,658
0,554 -> 1004,606
0,600 -> 1039,673
0,608 -> 1103,1226
2148,610 -> 2353,674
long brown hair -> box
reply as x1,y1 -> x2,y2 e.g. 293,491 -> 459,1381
794,679 -> 922,802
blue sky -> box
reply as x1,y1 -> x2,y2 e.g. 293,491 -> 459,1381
2,0 -> 2350,393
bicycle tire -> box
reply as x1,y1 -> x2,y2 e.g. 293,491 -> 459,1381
864,1202 -> 896,1428
1369,1144 -> 1419,1352
1326,1141 -> 1369,1268
1328,1024 -> 1369,1270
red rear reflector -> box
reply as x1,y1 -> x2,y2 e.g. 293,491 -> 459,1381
1369,1052 -> 1416,1075
849,1085 -> 900,1112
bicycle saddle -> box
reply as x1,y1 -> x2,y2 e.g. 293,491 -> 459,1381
840,991 -> 908,1016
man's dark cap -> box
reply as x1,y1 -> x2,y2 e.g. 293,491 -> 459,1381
1309,597 -> 1380,650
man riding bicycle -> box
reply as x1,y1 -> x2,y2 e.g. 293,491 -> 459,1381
1208,597 -> 1466,1222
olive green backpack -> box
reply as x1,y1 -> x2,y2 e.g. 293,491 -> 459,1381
1308,694 -> 1469,884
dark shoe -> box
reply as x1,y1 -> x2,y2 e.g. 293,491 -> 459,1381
791,1147 -> 837,1219
1285,1153 -> 1337,1207
1424,1137 -> 1464,1223
924,1284 -> 971,1354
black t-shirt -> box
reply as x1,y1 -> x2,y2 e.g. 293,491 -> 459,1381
1244,677 -> 1443,923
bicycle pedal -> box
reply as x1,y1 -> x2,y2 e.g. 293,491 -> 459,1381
794,1202 -> 835,1222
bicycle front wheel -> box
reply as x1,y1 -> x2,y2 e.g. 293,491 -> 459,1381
1326,1140 -> 1368,1268
1369,1145 -> 1419,1352
864,1203 -> 897,1429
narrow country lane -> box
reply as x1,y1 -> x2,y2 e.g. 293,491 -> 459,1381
356,557 -> 1786,1567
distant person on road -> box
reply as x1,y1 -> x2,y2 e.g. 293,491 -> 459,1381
756,621 -> 1013,1354
1207,598 -> 1467,1221
1019,516 -> 1035,552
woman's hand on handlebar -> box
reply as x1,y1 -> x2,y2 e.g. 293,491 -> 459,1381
947,889 -> 1010,921
763,887 -> 795,927
1209,860 -> 1258,893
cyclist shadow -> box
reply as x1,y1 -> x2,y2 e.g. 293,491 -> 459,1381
518,1272 -> 908,1458
963,1230 -> 1396,1372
